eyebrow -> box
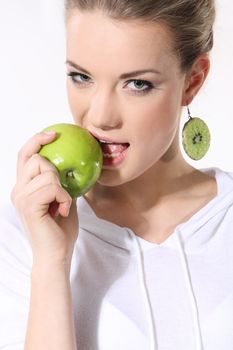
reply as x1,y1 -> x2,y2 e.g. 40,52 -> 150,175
66,60 -> 161,79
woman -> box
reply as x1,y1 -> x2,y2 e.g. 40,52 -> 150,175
1,0 -> 233,349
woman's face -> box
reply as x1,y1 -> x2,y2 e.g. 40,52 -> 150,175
66,10 -> 188,186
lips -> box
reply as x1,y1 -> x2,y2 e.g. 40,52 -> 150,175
90,132 -> 129,151
90,131 -> 127,143
89,131 -> 130,166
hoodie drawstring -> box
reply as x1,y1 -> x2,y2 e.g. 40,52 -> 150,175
127,229 -> 158,350
128,228 -> 204,350
176,229 -> 204,350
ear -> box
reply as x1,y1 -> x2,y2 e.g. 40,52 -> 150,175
181,54 -> 210,106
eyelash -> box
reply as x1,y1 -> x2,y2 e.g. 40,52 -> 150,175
66,72 -> 155,96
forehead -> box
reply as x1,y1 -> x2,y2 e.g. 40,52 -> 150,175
66,10 -> 178,74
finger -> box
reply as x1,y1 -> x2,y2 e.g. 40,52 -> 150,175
17,131 -> 56,178
17,153 -> 59,186
33,184 -> 72,218
16,183 -> 72,220
56,198 -> 78,233
20,169 -> 61,194
12,170 -> 63,216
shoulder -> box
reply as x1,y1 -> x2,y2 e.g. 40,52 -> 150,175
202,167 -> 233,210
210,168 -> 233,237
212,167 -> 233,223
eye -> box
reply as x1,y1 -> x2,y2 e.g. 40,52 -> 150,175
126,79 -> 154,95
67,71 -> 92,85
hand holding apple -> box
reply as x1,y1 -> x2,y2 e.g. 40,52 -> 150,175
39,123 -> 103,198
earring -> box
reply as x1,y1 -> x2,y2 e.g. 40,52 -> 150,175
182,107 -> 211,160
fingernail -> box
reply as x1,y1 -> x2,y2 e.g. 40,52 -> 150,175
64,202 -> 72,217
64,206 -> 70,217
43,130 -> 56,136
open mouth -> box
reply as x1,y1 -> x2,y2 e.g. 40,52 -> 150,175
94,136 -> 130,166
97,139 -> 129,157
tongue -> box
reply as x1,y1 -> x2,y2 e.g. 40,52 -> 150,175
101,143 -> 128,154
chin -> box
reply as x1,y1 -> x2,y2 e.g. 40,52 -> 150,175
96,168 -> 130,188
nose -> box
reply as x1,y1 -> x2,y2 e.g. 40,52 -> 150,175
86,89 -> 122,131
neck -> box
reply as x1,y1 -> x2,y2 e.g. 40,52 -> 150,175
86,152 -> 200,212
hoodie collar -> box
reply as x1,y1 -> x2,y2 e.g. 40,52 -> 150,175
77,167 -> 233,252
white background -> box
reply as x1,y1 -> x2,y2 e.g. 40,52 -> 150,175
0,0 -> 232,204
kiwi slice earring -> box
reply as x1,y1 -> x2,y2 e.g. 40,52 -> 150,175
182,107 -> 211,160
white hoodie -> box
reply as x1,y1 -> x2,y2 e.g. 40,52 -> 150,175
0,167 -> 233,350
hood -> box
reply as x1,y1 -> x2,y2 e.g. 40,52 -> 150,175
77,167 -> 233,350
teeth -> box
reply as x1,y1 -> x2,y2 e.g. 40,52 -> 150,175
103,152 -> 121,158
99,140 -> 111,144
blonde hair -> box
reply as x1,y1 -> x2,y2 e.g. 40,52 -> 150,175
65,0 -> 215,72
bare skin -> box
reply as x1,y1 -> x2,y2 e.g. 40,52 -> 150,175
84,149 -> 217,244
11,9 -> 217,350
11,132 -> 78,350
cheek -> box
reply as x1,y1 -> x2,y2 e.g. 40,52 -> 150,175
131,95 -> 180,143
66,82 -> 88,123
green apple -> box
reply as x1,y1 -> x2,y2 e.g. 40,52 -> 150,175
39,123 -> 103,198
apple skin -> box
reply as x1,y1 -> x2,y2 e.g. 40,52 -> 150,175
39,123 -> 103,198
